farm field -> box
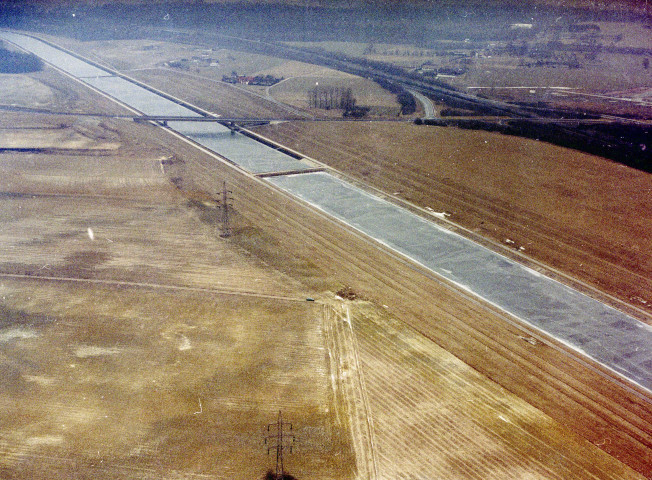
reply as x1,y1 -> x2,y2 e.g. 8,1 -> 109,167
36,35 -> 403,119
268,74 -> 401,116
0,84 -> 354,479
37,36 -> 288,78
135,75 -> 651,478
0,68 -> 127,115
1,34 -> 650,479
251,120 -> 652,319
172,118 -> 651,478
0,279 -> 351,480
129,67 -> 305,119
344,302 -> 646,480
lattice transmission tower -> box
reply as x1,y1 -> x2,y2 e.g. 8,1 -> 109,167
265,411 -> 295,480
216,181 -> 232,238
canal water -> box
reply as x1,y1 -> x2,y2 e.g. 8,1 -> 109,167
2,30 -> 650,391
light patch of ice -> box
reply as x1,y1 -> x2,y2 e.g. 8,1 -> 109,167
522,265 -> 543,278
74,345 -> 121,358
26,435 -> 63,446
0,327 -> 38,342
178,334 -> 192,351
23,375 -> 56,386
433,224 -> 457,236
454,282 -> 475,294
425,207 -> 450,219
87,228 -> 95,241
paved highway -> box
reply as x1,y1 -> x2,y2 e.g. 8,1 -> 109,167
409,90 -> 436,119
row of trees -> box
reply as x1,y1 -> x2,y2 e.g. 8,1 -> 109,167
308,86 -> 356,111
418,117 -> 650,173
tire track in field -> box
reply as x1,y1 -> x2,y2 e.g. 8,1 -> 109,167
352,309 -> 641,479
176,145 -> 651,476
0,273 -> 307,303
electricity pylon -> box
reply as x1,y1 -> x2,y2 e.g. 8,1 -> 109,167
265,411 -> 295,480
217,181 -> 232,237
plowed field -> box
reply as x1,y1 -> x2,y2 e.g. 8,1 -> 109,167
348,302 -> 645,479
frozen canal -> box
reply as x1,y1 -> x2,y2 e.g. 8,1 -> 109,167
2,30 -> 650,391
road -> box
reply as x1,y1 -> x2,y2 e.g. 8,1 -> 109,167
409,89 -> 436,118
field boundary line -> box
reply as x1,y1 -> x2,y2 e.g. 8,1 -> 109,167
324,303 -> 379,480
346,305 -> 380,480
0,273 -> 309,303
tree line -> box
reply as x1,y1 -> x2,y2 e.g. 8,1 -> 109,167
308,86 -> 356,111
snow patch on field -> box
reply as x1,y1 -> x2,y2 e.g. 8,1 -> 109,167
0,327 -> 38,343
178,334 -> 192,351
425,207 -> 450,219
74,345 -> 122,358
23,375 -> 56,386
26,435 -> 63,446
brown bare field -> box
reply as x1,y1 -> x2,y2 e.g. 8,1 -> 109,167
0,67 -> 127,115
0,74 -> 55,107
129,68 -> 308,119
0,98 -> 354,479
41,35 -> 402,119
72,45 -> 651,476
344,302 -> 645,479
0,280 -> 352,479
165,115 -> 651,477
268,75 -> 401,116
37,36 -> 288,78
2,40 -> 651,479
253,59 -> 349,78
251,121 -> 652,317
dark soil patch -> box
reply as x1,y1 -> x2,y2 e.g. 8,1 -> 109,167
0,304 -> 54,329
0,46 -> 42,74
336,285 -> 360,301
63,250 -> 111,271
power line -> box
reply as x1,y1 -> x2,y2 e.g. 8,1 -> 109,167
265,411 -> 295,480
216,181 -> 232,238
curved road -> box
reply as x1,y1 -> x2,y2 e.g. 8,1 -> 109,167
409,89 -> 436,118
